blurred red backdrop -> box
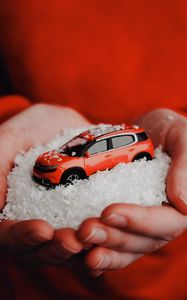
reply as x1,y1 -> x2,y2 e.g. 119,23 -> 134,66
0,1 -> 187,299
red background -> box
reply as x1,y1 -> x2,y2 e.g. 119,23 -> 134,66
0,1 -> 187,299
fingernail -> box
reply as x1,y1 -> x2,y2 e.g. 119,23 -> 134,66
84,242 -> 93,250
91,270 -> 104,277
83,228 -> 107,243
102,213 -> 128,226
178,183 -> 187,204
28,232 -> 50,245
55,242 -> 80,255
95,254 -> 110,269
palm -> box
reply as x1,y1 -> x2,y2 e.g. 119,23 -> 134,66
136,108 -> 187,214
0,104 -> 89,265
76,109 -> 187,275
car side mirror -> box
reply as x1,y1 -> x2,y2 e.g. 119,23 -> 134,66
84,151 -> 90,158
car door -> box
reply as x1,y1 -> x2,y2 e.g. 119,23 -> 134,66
111,134 -> 136,167
84,139 -> 113,176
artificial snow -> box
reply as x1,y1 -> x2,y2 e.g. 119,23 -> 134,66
0,127 -> 171,229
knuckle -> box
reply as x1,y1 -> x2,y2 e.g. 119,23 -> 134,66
78,217 -> 99,239
0,120 -> 24,150
176,120 -> 187,136
94,248 -> 110,268
115,234 -> 128,251
32,103 -> 74,116
30,104 -> 56,118
54,227 -> 72,239
32,103 -> 50,112
0,124 -> 15,139
165,228 -> 185,241
128,206 -> 151,229
85,247 -> 103,269
169,118 -> 187,140
181,125 -> 187,142
102,203 -> 124,218
79,217 -> 99,230
152,108 -> 175,116
144,240 -> 166,254
146,108 -> 178,120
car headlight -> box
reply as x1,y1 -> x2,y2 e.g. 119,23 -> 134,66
45,164 -> 59,169
34,163 -> 60,173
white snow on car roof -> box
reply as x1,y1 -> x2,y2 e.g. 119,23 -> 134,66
87,124 -> 126,137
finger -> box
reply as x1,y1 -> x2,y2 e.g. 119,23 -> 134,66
135,108 -> 179,148
0,104 -> 90,209
101,203 -> 187,240
37,228 -> 83,264
89,270 -> 104,277
77,218 -> 167,253
165,120 -> 187,214
16,228 -> 84,267
85,246 -> 141,271
136,109 -> 187,214
0,106 -> 59,209
0,219 -> 54,251
0,127 -> 23,209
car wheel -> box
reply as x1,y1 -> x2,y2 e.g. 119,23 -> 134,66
61,170 -> 84,186
132,153 -> 153,162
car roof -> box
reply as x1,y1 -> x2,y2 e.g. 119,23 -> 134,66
79,124 -> 143,141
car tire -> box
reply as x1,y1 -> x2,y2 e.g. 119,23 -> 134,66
132,152 -> 153,162
60,169 -> 85,186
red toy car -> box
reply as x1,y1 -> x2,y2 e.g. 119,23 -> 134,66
33,124 -> 154,186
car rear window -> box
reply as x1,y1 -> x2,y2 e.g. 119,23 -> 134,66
111,135 -> 135,149
88,140 -> 107,155
136,132 -> 148,142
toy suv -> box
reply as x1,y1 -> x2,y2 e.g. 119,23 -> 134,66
33,124 -> 154,186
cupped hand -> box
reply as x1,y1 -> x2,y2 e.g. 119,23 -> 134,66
0,102 -> 89,266
77,108 -> 187,276
77,203 -> 187,276
137,108 -> 187,214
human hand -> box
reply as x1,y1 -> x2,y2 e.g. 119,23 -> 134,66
0,102 -> 89,266
77,108 -> 187,276
77,203 -> 187,276
136,108 -> 187,214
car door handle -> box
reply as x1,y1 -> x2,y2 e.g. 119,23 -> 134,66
129,148 -> 135,152
104,154 -> 112,158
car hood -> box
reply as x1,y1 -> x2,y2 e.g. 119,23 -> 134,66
36,150 -> 77,166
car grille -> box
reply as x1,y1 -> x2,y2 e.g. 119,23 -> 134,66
34,163 -> 58,173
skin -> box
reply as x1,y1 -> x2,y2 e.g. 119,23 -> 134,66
77,108 -> 187,276
1,104 -> 187,274
0,103 -> 89,266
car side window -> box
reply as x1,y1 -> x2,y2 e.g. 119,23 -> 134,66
111,135 -> 135,149
87,140 -> 107,155
136,131 -> 148,141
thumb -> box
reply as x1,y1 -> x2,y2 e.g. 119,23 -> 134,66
0,127 -> 24,209
166,121 -> 187,214
0,104 -> 90,210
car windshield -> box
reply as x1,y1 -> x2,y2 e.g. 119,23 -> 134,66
59,137 -> 92,157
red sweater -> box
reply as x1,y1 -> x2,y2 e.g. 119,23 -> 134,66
0,1 -> 187,299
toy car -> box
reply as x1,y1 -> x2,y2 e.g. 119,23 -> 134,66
32,124 -> 154,186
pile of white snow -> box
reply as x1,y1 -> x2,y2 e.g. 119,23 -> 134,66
0,127 -> 171,229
